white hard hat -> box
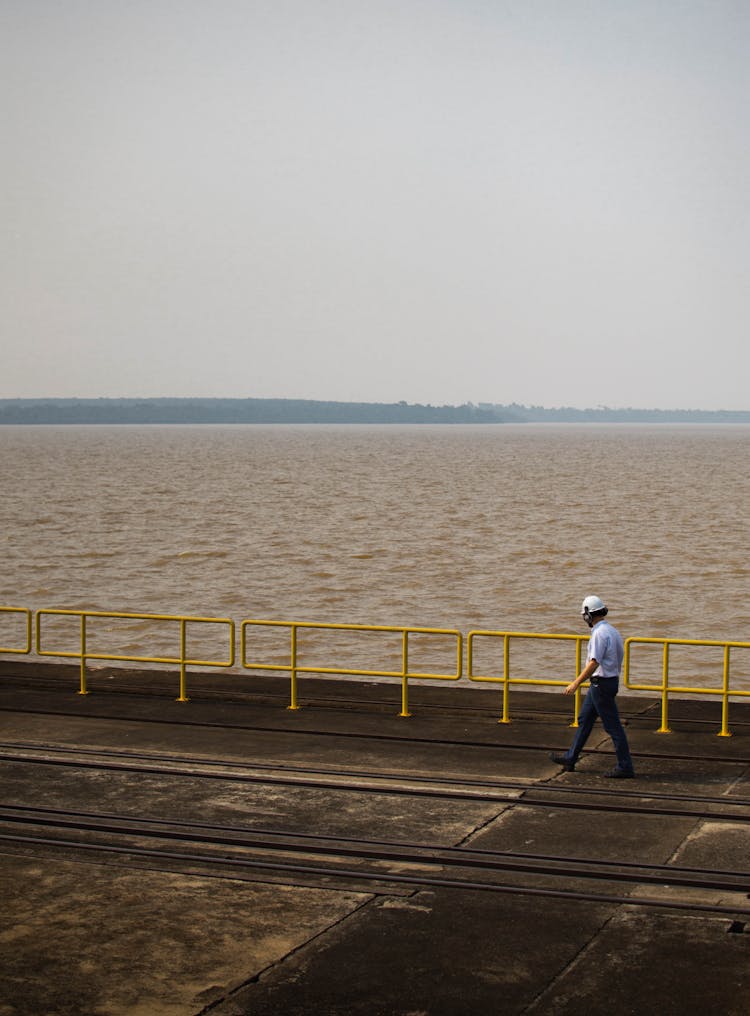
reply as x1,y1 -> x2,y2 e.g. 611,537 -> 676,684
581,595 -> 606,616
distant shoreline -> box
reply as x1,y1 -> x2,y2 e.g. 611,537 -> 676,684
1,397 -> 749,425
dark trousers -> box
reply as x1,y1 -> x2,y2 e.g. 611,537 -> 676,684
564,677 -> 634,772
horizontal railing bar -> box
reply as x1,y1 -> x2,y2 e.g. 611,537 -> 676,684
241,619 -> 459,635
626,683 -> 750,697
626,636 -> 750,650
34,651 -> 234,667
36,608 -> 230,624
243,665 -> 460,680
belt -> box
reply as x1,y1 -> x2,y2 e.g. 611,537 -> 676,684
590,675 -> 618,685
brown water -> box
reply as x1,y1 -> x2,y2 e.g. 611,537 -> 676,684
2,424 -> 749,685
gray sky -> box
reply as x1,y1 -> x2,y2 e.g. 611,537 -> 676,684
3,1 -> 749,410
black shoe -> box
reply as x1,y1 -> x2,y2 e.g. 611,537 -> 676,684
605,767 -> 635,779
549,752 -> 575,772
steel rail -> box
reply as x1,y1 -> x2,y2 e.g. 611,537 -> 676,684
3,801 -> 749,892
1,740 -> 750,810
2,745 -> 750,819
1,823 -> 748,919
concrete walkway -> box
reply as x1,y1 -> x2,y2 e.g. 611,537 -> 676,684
1,663 -> 749,1015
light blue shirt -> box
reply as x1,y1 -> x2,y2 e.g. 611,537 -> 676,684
587,619 -> 624,677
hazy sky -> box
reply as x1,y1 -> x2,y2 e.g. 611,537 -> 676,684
3,1 -> 749,409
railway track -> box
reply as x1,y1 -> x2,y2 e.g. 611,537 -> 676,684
2,741 -> 750,918
3,680 -> 749,931
1,799 -> 749,917
1,742 -> 749,820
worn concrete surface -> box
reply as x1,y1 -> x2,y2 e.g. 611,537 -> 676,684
1,663 -> 749,1015
2,858 -> 370,1016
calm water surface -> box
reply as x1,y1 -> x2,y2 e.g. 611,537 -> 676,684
2,424 -> 749,685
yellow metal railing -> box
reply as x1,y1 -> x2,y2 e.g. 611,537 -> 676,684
241,619 -> 462,716
5,603 -> 750,733
467,630 -> 590,725
0,606 -> 33,655
624,635 -> 750,737
35,608 -> 235,701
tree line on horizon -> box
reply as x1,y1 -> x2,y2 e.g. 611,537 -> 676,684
0,397 -> 748,425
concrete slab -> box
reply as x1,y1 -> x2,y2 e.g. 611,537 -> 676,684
671,821 -> 750,873
465,803 -> 697,866
0,855 -> 370,1016
207,888 -> 615,1016
523,907 -> 750,1016
0,755 -> 506,849
726,768 -> 750,796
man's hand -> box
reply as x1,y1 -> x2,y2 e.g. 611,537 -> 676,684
564,659 -> 599,696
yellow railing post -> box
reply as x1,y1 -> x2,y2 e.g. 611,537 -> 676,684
657,641 -> 671,733
78,613 -> 88,696
570,639 -> 584,728
499,634 -> 511,724
177,618 -> 189,702
571,687 -> 581,727
719,644 -> 732,738
399,629 -> 411,717
288,624 -> 299,711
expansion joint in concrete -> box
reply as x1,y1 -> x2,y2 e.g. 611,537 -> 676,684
198,891 -> 377,1015
518,908 -> 620,1014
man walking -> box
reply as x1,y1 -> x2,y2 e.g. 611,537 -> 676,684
549,595 -> 635,778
